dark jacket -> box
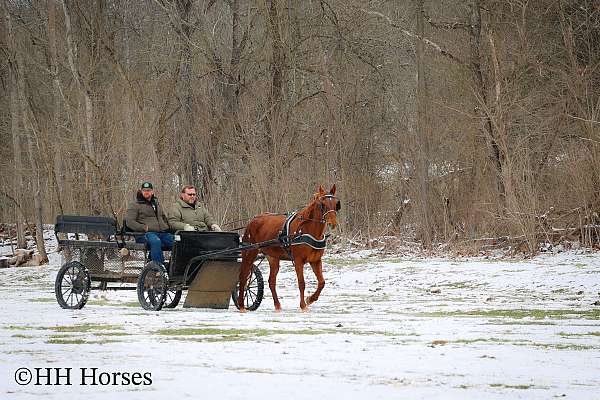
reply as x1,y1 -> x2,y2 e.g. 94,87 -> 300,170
168,197 -> 216,231
125,191 -> 171,233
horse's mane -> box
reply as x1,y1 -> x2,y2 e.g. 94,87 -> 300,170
296,192 -> 321,221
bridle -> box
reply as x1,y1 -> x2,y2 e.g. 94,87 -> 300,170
298,194 -> 341,225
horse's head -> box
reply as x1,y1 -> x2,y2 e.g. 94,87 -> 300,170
314,185 -> 341,229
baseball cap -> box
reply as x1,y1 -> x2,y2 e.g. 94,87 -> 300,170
141,182 -> 153,189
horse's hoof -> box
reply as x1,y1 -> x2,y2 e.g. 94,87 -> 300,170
300,305 -> 309,312
305,297 -> 314,306
274,306 -> 282,312
239,307 -> 247,313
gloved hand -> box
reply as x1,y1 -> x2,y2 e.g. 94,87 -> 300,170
211,224 -> 222,232
183,224 -> 195,231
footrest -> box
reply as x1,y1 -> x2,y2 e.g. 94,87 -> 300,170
183,260 -> 240,309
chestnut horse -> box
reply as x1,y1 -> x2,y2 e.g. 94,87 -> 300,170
237,185 -> 340,312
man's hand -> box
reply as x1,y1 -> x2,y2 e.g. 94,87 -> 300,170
144,225 -> 148,232
184,224 -> 195,231
211,224 -> 222,232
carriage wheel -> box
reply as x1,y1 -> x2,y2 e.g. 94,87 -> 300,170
232,263 -> 264,311
163,288 -> 182,308
137,262 -> 169,311
55,261 -> 91,310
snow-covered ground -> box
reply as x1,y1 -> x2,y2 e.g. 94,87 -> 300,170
1,249 -> 599,399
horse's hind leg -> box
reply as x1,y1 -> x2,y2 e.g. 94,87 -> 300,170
266,256 -> 282,312
238,249 -> 258,313
307,260 -> 325,306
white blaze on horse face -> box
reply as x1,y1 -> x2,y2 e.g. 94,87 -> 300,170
325,200 -> 338,228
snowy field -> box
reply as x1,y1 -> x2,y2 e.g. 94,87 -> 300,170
1,249 -> 599,399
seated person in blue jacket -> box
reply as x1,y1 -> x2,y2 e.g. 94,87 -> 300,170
125,182 -> 173,265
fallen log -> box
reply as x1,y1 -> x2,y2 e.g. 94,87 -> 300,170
7,248 -> 34,267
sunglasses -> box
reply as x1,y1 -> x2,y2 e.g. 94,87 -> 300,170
185,193 -> 197,196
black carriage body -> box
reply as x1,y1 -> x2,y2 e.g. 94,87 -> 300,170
169,231 -> 241,283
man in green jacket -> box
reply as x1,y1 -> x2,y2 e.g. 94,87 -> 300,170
168,185 -> 221,232
125,182 -> 174,265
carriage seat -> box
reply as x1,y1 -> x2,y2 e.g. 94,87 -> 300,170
121,221 -> 172,251
55,215 -> 120,248
54,215 -> 145,251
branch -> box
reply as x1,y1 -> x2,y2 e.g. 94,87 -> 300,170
361,9 -> 465,66
422,9 -> 470,30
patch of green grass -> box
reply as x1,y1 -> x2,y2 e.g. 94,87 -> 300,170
532,343 -> 596,351
46,338 -> 122,345
11,334 -> 35,339
94,332 -> 130,337
29,298 -> 55,303
47,338 -> 87,344
49,334 -> 75,339
54,324 -> 123,333
155,327 -> 330,336
323,258 -> 368,267
120,302 -> 141,308
4,350 -> 43,355
339,329 -> 420,337
485,320 -> 557,326
419,309 -> 600,320
452,338 -> 525,345
447,337 -> 597,351
5,324 -> 124,333
86,299 -> 141,308
489,383 -> 537,390
187,335 -> 251,343
5,325 -> 33,331
156,326 -> 413,339
558,331 -> 600,338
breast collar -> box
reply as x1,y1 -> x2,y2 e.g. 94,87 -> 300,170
278,212 -> 327,250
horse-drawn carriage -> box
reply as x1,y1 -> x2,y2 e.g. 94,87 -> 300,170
54,184 -> 340,313
54,215 -> 264,311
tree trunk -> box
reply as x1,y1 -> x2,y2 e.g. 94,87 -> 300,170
469,0 -> 505,199
415,0 -> 432,247
13,22 -> 49,263
47,0 -> 65,215
25,136 -> 49,264
61,0 -> 96,212
4,5 -> 27,249
265,0 -> 285,160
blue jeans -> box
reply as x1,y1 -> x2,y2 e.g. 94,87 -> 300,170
136,232 -> 174,265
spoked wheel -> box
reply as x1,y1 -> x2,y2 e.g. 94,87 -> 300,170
55,261 -> 91,310
137,262 -> 169,311
232,263 -> 264,311
163,288 -> 182,308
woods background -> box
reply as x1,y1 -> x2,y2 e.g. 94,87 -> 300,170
1,0 -> 599,258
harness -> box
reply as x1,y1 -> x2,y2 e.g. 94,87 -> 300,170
275,194 -> 340,260
278,212 -> 328,250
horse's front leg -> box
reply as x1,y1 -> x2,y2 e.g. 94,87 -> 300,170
306,259 -> 325,306
293,257 -> 308,311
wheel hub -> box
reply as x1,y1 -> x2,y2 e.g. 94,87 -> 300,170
71,276 -> 86,295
